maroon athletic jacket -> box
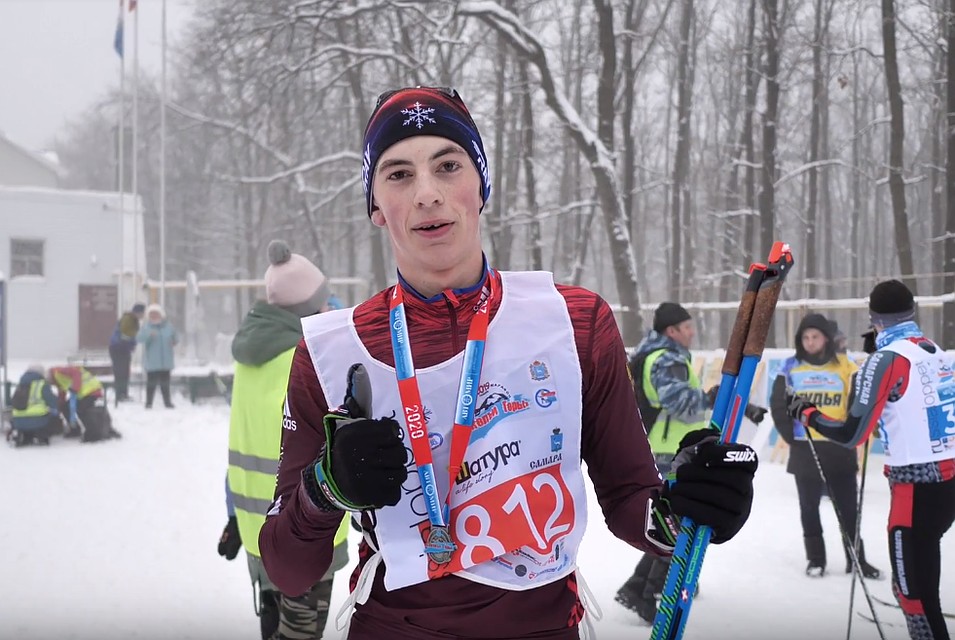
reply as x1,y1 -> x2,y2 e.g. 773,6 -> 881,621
259,268 -> 663,639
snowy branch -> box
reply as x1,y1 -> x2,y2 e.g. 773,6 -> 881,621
224,151 -> 361,185
773,159 -> 846,187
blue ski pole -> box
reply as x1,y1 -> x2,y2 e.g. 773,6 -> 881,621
652,241 -> 793,640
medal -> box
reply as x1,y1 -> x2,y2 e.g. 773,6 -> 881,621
425,525 -> 456,565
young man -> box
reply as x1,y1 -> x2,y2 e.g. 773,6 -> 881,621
616,302 -> 766,622
787,281 -> 955,640
771,313 -> 881,578
259,86 -> 759,640
221,240 -> 349,640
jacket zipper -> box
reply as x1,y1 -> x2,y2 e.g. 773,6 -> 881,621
445,295 -> 460,353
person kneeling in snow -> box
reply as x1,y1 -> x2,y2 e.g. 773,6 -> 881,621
48,365 -> 121,443
9,365 -> 61,447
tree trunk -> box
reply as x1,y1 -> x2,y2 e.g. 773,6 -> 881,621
805,0 -> 825,298
743,0 -> 760,268
881,0 -> 918,293
489,12 -> 511,269
943,0 -> 955,343
759,0 -> 781,261
669,0 -> 694,300
518,61 -> 542,270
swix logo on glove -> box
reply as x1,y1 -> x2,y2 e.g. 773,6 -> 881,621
723,450 -> 757,463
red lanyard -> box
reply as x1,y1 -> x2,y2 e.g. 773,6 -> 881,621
388,273 -> 496,532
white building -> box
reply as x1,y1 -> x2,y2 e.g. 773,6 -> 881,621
0,134 -> 146,362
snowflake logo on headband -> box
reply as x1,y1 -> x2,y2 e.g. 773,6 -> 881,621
402,102 -> 436,129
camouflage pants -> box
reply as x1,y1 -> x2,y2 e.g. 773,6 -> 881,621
248,554 -> 335,640
274,579 -> 334,640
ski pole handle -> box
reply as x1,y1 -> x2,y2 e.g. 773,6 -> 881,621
721,263 -> 766,378
743,242 -> 793,358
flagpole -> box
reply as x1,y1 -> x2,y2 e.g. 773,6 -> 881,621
132,0 -> 140,304
159,0 -> 167,308
117,0 -> 127,317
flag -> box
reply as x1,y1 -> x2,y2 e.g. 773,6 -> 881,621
113,0 -> 137,58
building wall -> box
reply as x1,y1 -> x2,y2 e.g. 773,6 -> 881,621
0,137 -> 59,188
0,187 -> 144,360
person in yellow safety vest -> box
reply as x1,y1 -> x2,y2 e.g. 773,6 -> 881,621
9,365 -> 60,447
615,302 -> 767,622
218,240 -> 349,640
47,365 -> 120,443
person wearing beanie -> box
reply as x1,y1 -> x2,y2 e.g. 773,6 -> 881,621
136,304 -> 178,409
223,240 -> 348,640
259,87 -> 759,639
770,313 -> 881,579
787,279 -> 954,639
615,302 -> 767,621
108,302 -> 146,403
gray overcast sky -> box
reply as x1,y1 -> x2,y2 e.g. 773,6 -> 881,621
0,0 -> 193,151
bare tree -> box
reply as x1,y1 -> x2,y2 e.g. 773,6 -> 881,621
458,1 -> 645,342
944,0 -> 955,343
881,0 -> 918,293
669,0 -> 695,300
758,0 -> 782,260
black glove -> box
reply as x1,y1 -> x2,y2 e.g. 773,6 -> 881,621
305,364 -> 408,511
744,403 -> 767,424
785,389 -> 818,425
704,385 -> 720,408
217,516 -> 241,560
661,429 -> 758,544
861,328 -> 877,355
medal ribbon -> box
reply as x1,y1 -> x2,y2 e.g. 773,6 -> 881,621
388,273 -> 496,530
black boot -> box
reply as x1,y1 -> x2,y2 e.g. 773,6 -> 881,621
645,555 -> 672,598
615,554 -> 661,623
259,589 -> 280,640
845,541 -> 883,580
804,535 -> 826,577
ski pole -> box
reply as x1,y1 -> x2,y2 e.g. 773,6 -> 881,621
652,241 -> 793,640
845,436 -> 871,640
801,430 -> 886,640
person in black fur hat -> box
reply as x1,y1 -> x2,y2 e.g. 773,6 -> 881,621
786,280 -> 955,639
771,314 -> 882,579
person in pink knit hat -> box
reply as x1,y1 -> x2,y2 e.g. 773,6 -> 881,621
264,241 -> 332,315
222,240 -> 348,640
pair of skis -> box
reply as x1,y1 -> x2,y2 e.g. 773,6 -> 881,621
650,241 -> 794,640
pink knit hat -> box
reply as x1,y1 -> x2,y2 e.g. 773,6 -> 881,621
264,240 -> 330,314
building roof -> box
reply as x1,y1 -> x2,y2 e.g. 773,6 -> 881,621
0,131 -> 63,182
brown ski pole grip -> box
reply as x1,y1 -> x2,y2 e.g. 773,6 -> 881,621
722,263 -> 767,376
744,241 -> 794,357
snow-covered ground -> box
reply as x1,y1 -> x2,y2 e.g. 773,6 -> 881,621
1,393 -> 951,640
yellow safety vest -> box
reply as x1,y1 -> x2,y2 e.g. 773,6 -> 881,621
787,353 -> 857,441
227,348 -> 348,557
643,349 -> 707,454
52,369 -> 102,399
11,379 -> 52,418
